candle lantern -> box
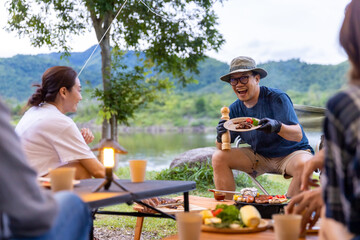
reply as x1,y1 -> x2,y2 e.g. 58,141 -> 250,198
91,138 -> 128,167
91,139 -> 128,192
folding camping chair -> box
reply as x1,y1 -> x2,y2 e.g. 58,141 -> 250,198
234,135 -> 323,195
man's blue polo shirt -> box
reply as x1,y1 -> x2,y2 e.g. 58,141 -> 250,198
229,86 -> 313,158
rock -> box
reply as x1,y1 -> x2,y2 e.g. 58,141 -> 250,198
170,147 -> 217,168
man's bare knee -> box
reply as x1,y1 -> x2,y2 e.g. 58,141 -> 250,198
286,156 -> 308,178
212,149 -> 229,169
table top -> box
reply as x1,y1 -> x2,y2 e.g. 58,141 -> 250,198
163,230 -> 318,240
162,196 -> 319,240
74,179 -> 196,208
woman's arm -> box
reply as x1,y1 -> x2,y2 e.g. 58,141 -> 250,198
65,158 -> 105,179
301,148 -> 325,190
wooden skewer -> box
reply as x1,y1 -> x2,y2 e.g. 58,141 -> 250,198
208,189 -> 242,194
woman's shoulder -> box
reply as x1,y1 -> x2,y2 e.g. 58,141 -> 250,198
326,88 -> 360,119
31,104 -> 75,128
40,104 -> 73,119
327,89 -> 354,109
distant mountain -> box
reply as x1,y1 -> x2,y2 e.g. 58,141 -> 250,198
0,45 -> 349,101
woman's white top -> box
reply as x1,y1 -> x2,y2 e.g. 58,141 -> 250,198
15,103 -> 96,176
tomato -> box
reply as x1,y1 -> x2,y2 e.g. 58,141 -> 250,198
246,118 -> 253,124
212,208 -> 223,217
246,196 -> 255,203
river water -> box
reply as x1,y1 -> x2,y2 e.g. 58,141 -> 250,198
116,129 -> 322,171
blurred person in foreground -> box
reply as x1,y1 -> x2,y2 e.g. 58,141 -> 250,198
0,100 -> 91,240
287,1 -> 360,239
15,66 -> 105,179
213,56 -> 314,199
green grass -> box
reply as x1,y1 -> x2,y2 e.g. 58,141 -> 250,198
94,165 -> 291,239
94,204 -> 178,239
155,161 -> 215,192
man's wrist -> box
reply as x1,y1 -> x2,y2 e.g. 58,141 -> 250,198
274,120 -> 282,133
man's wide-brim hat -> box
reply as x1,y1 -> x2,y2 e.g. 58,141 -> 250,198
220,56 -> 267,82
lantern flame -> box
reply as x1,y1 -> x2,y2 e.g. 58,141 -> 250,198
103,147 -> 115,167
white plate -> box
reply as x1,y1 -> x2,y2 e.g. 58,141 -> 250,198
202,219 -> 269,233
224,117 -> 261,132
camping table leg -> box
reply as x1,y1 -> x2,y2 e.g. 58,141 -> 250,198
183,192 -> 189,211
134,216 -> 144,240
133,192 -> 189,239
91,209 -> 98,240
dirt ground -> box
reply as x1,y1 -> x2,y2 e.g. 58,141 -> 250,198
94,227 -> 160,240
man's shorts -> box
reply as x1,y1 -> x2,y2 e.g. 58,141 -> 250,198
241,147 -> 313,178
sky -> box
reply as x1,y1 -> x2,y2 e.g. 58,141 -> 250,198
0,0 -> 351,65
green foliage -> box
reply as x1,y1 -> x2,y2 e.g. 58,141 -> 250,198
92,50 -> 172,125
5,0 -> 227,136
3,51 -> 350,128
5,0 -> 225,86
5,0 -> 87,54
154,161 -> 215,191
260,59 -> 349,94
0,48 -> 350,107
72,89 -> 102,123
129,91 -> 230,127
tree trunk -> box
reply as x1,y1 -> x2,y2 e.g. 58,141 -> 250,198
99,38 -> 112,139
91,11 -> 115,140
110,115 -> 118,141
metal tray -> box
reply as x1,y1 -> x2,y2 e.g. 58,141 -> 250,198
234,201 -> 287,219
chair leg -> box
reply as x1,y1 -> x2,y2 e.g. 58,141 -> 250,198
134,217 -> 144,240
247,174 -> 270,195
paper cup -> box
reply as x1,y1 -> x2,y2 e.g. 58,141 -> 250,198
273,214 -> 302,240
49,167 -> 76,192
129,160 -> 147,183
176,212 -> 202,240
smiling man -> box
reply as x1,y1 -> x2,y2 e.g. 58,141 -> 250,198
212,56 -> 314,199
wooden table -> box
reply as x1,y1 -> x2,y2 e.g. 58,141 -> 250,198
134,195 -> 234,240
73,179 -> 196,239
163,231 -> 318,240
160,196 -> 319,240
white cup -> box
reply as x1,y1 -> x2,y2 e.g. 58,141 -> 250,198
49,167 -> 76,192
129,160 -> 147,183
176,212 -> 202,240
273,214 -> 302,240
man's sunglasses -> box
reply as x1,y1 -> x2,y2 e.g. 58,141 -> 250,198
229,75 -> 252,86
